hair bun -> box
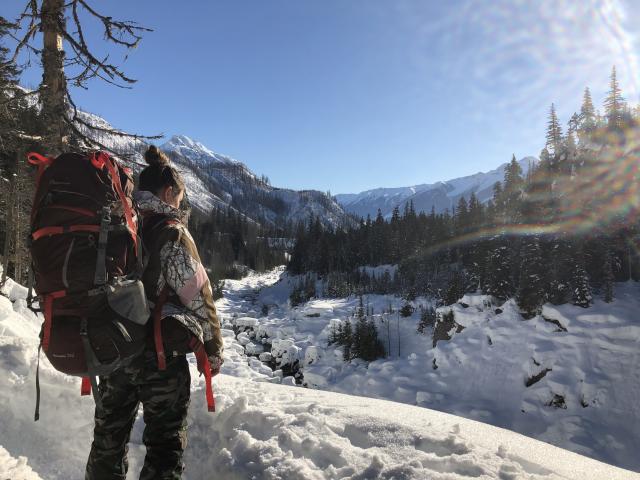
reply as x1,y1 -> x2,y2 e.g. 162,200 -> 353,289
144,145 -> 169,167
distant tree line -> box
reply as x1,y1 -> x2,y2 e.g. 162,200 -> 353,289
189,206 -> 291,282
288,67 -> 640,317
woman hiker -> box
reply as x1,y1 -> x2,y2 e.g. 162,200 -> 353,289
85,145 -> 224,480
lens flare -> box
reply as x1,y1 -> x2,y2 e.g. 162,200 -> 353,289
417,125 -> 640,257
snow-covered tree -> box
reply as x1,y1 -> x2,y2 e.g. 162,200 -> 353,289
572,251 -> 592,308
484,244 -> 513,302
417,306 -> 436,334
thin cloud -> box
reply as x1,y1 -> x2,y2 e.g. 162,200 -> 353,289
404,0 -> 639,122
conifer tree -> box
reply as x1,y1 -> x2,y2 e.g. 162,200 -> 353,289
467,192 -> 483,229
503,154 -> 524,222
492,182 -> 505,224
342,320 -> 353,361
454,196 -> 468,235
544,239 -> 572,305
417,306 -> 436,334
485,244 -> 513,302
579,87 -> 596,135
546,103 -> 563,156
604,66 -> 626,130
516,237 -> 545,318
572,250 -> 592,308
603,248 -> 614,303
0,17 -> 21,148
444,271 -> 465,305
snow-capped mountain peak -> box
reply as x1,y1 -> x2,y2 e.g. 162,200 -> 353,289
161,134 -> 238,166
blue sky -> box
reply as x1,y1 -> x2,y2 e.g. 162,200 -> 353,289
7,0 -> 640,193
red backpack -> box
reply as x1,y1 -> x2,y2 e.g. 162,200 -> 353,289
27,151 -> 149,420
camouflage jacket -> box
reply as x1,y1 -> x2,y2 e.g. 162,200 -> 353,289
135,190 -> 223,358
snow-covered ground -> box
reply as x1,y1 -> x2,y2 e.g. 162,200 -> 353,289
216,267 -> 640,473
1,271 -> 639,479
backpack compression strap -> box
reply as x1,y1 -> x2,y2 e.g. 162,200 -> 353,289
90,152 -> 139,256
27,153 -> 55,222
153,286 -> 170,371
193,344 -> 216,412
41,290 -> 67,352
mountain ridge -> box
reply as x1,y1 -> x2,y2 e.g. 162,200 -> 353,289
335,156 -> 538,219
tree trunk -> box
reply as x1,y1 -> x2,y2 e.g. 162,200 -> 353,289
41,0 -> 67,154
2,169 -> 15,284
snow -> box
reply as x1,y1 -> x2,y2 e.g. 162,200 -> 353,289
161,135 -> 239,167
68,109 -> 353,227
358,264 -> 398,278
216,268 -> 640,473
0,447 -> 42,480
336,156 -> 538,218
1,270 -> 639,479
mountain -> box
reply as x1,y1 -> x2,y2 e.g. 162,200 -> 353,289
160,135 -> 353,229
335,156 -> 538,219
75,113 -> 353,229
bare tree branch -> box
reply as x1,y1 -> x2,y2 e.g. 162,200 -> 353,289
65,91 -> 162,140
76,0 -> 152,48
11,0 -> 160,151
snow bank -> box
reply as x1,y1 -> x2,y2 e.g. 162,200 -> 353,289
221,267 -> 640,473
0,446 -> 42,480
4,270 -> 639,479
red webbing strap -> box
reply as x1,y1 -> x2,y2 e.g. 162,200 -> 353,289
194,347 -> 216,412
32,224 -> 101,241
80,377 -> 91,396
93,152 -> 138,256
27,152 -> 54,188
41,290 -> 67,352
153,287 -> 169,371
27,153 -> 55,222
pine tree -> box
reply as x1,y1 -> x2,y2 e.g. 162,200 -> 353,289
328,322 -> 339,345
572,250 -> 592,308
604,66 -> 626,130
0,17 -> 21,148
454,196 -> 468,235
603,248 -> 614,303
467,192 -> 483,229
516,237 -> 545,318
503,154 -> 524,222
492,181 -> 505,224
444,271 -> 464,305
544,239 -> 572,305
417,306 -> 436,334
342,320 -> 353,361
485,244 -> 513,302
579,87 -> 596,135
546,103 -> 563,156
364,318 -> 385,361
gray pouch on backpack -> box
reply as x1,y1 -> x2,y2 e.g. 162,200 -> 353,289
107,279 -> 151,325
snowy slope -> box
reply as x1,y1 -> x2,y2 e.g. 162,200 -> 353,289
2,275 -> 638,479
161,134 -> 354,229
336,157 -> 537,218
211,268 -> 640,473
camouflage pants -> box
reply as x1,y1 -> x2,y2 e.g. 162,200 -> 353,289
85,351 -> 191,480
